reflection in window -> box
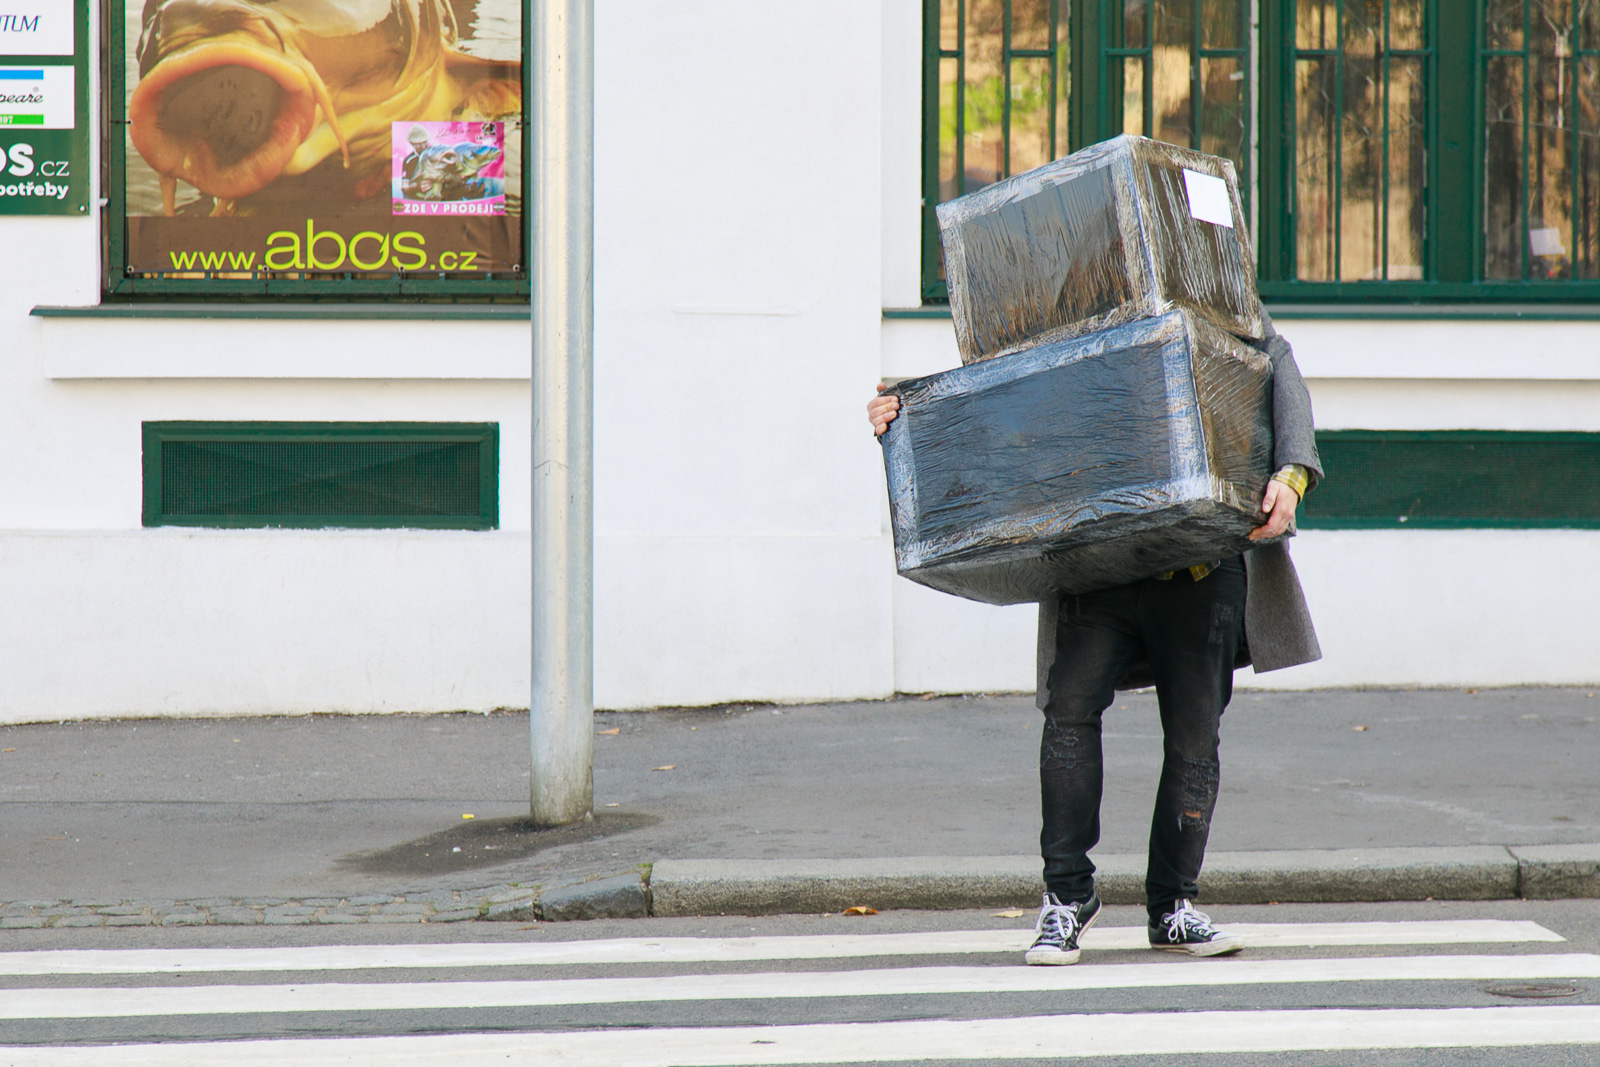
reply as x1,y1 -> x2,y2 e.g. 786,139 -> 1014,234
937,0 -> 1070,206
1291,0 -> 1428,283
1482,0 -> 1600,281
931,0 -> 1070,290
928,1 -> 1247,297
1102,1 -> 1252,199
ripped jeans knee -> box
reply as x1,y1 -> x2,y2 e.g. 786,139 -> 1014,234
1175,755 -> 1219,831
1040,717 -> 1099,772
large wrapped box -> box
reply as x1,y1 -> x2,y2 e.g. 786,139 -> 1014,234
937,135 -> 1264,366
880,310 -> 1280,605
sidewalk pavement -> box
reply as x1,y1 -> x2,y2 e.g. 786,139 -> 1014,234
2,688 -> 1598,928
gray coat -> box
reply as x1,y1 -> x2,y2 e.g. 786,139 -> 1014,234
1034,317 -> 1324,706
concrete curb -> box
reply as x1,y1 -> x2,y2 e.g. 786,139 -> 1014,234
648,844 -> 1589,916
541,873 -> 651,922
4,846 -> 1596,928
1511,844 -> 1600,900
650,857 -> 1040,917
1193,846 -> 1519,904
0,867 -> 651,930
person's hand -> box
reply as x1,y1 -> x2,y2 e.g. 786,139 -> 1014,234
868,382 -> 900,437
1249,479 -> 1298,541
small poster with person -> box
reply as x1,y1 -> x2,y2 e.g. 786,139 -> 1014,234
392,121 -> 506,217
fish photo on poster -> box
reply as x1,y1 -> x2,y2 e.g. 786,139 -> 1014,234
393,120 -> 505,215
123,0 -> 522,221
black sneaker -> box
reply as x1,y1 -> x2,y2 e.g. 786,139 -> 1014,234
1148,899 -> 1243,956
1024,892 -> 1101,966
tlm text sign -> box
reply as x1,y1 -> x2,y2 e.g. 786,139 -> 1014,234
0,1 -> 74,56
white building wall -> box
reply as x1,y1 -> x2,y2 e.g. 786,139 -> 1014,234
1,0 -> 900,723
588,0 -> 893,709
0,0 -> 1594,725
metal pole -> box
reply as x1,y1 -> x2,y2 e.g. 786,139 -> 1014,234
529,0 -> 594,826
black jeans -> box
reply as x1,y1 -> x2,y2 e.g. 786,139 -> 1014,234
1039,557 -> 1246,921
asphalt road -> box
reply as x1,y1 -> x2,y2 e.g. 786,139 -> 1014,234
2,899 -> 1599,1064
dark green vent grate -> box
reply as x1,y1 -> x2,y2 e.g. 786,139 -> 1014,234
143,422 -> 498,529
1301,430 -> 1600,529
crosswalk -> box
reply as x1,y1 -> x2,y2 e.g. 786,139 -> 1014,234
1,917 -> 1597,1064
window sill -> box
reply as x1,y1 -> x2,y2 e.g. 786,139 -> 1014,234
34,304 -> 531,380
885,303 -> 1600,322
33,303 -> 529,321
1267,303 -> 1600,322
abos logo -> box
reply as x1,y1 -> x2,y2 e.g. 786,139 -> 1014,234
1,141 -> 69,177
2,142 -> 34,174
0,141 -> 72,200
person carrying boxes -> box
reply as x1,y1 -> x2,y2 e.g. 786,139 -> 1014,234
869,136 -> 1323,966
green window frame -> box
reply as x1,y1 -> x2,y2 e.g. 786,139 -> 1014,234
925,1 -> 1600,304
102,1 -> 528,302
142,421 -> 499,529
1300,430 -> 1600,529
924,0 -> 1253,302
1257,1 -> 1434,294
922,0 -> 1071,302
1070,0 -> 1252,204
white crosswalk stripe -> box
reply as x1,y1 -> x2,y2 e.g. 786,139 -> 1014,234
7,1007 -> 1600,1066
0,918 -> 1561,976
0,917 -> 1594,1065
5,953 -> 1599,1018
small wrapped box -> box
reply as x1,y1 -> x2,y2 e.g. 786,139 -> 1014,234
937,135 -> 1264,366
880,310 -> 1280,605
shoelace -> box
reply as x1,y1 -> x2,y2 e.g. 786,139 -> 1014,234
1163,903 -> 1217,943
1035,898 -> 1083,946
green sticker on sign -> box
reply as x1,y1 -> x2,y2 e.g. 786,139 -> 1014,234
0,0 -> 87,215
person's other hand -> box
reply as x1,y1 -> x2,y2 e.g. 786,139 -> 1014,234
1249,479 -> 1298,541
868,382 -> 900,437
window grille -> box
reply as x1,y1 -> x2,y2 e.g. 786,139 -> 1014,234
1481,0 -> 1600,281
1301,430 -> 1600,528
1287,0 -> 1430,283
1096,0 -> 1252,201
142,422 -> 499,529
923,0 -> 1249,300
924,2 -> 1600,301
923,0 -> 1070,300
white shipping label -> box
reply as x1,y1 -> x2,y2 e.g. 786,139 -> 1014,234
1528,227 -> 1567,256
0,1 -> 74,56
1182,168 -> 1234,228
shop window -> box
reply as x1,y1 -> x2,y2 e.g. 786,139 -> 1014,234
923,0 -> 1071,301
142,422 -> 499,529
1077,0 -> 1252,198
1477,0 -> 1600,282
1277,0 -> 1427,284
104,0 -> 526,300
1300,430 -> 1600,528
925,1 -> 1600,303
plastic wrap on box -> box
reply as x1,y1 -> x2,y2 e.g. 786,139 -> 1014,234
937,135 -> 1264,366
880,310 -> 1280,605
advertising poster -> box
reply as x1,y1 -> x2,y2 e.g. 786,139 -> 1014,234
393,120 -> 505,216
0,0 -> 88,216
122,0 -> 523,276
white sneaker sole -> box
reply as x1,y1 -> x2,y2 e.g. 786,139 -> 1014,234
1024,944 -> 1081,965
1023,903 -> 1100,966
1152,935 -> 1244,957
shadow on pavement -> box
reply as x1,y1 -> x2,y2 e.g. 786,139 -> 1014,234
335,812 -> 660,877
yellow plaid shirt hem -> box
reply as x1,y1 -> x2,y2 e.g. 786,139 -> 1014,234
1155,464 -> 1309,582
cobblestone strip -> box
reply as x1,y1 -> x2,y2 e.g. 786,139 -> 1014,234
0,867 -> 651,929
